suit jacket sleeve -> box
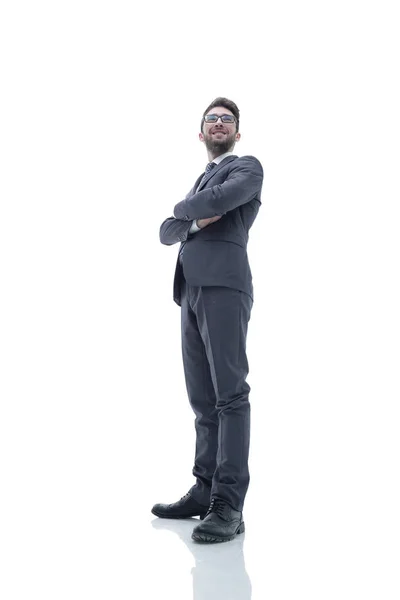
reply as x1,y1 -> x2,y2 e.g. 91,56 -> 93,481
159,216 -> 193,246
173,156 -> 263,221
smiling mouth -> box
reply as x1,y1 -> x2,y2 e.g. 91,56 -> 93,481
212,131 -> 226,135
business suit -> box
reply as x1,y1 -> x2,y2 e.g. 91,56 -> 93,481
159,154 -> 264,512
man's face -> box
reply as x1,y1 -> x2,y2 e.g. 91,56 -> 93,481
199,106 -> 241,155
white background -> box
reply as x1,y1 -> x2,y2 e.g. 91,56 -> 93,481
1,1 -> 399,598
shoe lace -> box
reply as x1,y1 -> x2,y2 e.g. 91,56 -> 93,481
206,498 -> 226,518
179,493 -> 191,502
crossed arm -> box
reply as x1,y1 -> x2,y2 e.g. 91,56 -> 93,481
159,156 -> 263,246
158,215 -> 222,246
173,156 -> 263,220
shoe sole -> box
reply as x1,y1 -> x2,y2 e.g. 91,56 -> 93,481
191,521 -> 245,543
151,508 -> 208,520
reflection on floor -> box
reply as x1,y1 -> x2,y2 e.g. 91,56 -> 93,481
151,517 -> 252,600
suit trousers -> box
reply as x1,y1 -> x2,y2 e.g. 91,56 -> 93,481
180,276 -> 253,512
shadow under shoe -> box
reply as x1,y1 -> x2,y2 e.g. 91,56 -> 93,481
191,498 -> 245,543
151,492 -> 209,520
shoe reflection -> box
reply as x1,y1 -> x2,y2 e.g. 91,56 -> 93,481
151,518 -> 252,600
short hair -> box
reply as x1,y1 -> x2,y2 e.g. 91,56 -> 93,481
200,97 -> 240,133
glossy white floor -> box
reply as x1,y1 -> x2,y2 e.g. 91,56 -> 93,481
2,369 -> 398,599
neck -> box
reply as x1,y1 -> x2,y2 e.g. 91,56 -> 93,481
207,147 -> 234,162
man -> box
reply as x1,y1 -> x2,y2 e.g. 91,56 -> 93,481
152,97 -> 264,543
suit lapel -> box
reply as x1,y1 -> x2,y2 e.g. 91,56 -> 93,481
190,173 -> 204,195
196,155 -> 238,192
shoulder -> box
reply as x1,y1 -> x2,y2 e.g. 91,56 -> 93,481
231,155 -> 264,176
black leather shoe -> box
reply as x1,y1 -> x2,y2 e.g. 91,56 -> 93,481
151,492 -> 209,520
191,498 -> 245,543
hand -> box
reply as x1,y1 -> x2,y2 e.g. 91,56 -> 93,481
196,215 -> 222,229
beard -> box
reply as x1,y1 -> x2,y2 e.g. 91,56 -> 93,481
203,130 -> 236,155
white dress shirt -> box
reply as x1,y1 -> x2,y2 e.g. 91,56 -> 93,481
189,151 -> 235,234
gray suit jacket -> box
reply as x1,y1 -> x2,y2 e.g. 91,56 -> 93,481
159,154 -> 264,306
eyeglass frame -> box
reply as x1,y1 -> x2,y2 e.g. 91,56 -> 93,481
200,113 -> 239,134
202,113 -> 237,124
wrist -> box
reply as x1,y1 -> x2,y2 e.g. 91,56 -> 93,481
190,219 -> 202,233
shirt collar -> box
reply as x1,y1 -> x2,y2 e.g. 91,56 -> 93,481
210,151 -> 235,166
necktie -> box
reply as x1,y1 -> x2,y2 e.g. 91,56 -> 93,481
179,162 -> 216,265
197,161 -> 216,191
205,161 -> 216,174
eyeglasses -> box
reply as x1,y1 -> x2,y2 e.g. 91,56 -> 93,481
203,114 -> 236,124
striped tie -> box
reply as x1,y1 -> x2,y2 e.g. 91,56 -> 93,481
205,161 -> 216,174
197,161 -> 216,191
179,162 -> 216,265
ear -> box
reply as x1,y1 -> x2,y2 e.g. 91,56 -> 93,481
236,133 -> 241,142
199,133 -> 205,142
